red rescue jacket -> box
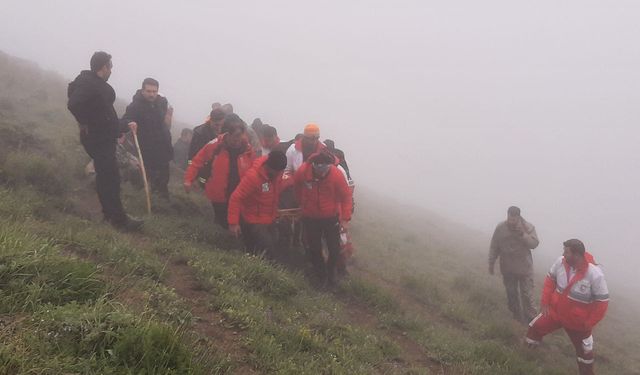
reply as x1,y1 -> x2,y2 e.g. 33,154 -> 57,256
184,135 -> 255,203
227,157 -> 292,225
541,252 -> 609,331
293,162 -> 352,221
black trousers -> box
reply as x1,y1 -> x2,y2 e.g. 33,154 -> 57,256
240,222 -> 277,258
303,216 -> 341,282
145,161 -> 170,195
81,136 -> 126,221
212,202 -> 229,229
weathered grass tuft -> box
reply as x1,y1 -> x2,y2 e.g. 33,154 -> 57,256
1,151 -> 67,195
339,277 -> 397,312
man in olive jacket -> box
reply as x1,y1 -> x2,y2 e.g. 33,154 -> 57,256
489,206 -> 539,323
67,51 -> 142,231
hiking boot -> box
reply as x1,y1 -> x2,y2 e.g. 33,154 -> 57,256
106,214 -> 144,232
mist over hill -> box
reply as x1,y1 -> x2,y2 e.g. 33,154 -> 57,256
2,1 -> 638,296
1,45 -> 639,374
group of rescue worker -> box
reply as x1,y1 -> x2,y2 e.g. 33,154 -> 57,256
68,51 -> 354,288
181,112 -> 354,287
68,51 -> 608,374
489,206 -> 609,375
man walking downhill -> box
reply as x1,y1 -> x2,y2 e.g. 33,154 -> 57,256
67,51 -> 142,231
294,151 -> 352,288
489,206 -> 539,323
525,239 -> 609,375
183,114 -> 255,229
122,78 -> 174,200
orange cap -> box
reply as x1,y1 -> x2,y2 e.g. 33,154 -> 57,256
304,123 -> 320,137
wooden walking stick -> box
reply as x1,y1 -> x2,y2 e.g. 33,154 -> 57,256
132,132 -> 152,214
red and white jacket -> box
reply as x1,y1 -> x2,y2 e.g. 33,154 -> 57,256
227,157 -> 292,226
184,135 -> 255,203
293,162 -> 352,221
541,252 -> 609,331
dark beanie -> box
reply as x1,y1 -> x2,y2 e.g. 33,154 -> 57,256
90,51 -> 112,72
266,151 -> 287,171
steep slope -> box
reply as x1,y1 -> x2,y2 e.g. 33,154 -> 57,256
1,50 -> 638,375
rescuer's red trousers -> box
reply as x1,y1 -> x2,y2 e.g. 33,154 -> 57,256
526,313 -> 595,375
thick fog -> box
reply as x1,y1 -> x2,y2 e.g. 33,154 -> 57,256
1,1 -> 638,289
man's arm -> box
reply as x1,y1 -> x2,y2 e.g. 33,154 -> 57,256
184,141 -> 218,189
228,172 -> 258,226
540,257 -> 562,314
521,222 -> 540,249
335,169 -> 353,222
164,102 -> 173,129
284,144 -> 295,177
586,273 -> 610,328
119,102 -> 137,134
67,82 -> 94,125
488,226 -> 501,274
292,164 -> 307,204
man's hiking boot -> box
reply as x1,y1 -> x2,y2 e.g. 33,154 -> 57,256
106,214 -> 144,232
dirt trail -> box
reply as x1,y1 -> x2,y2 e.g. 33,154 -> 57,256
65,184 -> 454,374
61,186 -> 259,374
161,254 -> 259,375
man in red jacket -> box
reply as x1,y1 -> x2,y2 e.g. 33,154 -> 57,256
227,151 -> 289,258
525,239 -> 609,375
184,115 -> 255,228
294,152 -> 352,287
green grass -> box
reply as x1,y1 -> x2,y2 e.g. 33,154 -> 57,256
1,49 -> 639,375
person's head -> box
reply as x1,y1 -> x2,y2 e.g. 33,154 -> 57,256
260,125 -> 279,149
211,102 -> 222,111
209,108 -> 226,132
506,206 -> 521,228
141,78 -> 159,102
222,114 -> 246,149
294,133 -> 304,141
264,150 -> 287,179
308,151 -> 334,178
90,51 -> 112,81
180,128 -> 193,142
222,103 -> 234,114
251,118 -> 264,134
302,123 -> 320,148
563,239 -> 586,267
324,139 -> 335,151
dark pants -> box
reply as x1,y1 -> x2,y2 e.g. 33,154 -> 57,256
146,161 -> 170,195
241,222 -> 277,258
212,202 -> 229,229
81,136 -> 126,221
303,216 -> 341,284
502,273 -> 536,322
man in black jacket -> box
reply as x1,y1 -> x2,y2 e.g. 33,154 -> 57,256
121,78 -> 173,199
188,108 -> 225,161
67,51 -> 142,231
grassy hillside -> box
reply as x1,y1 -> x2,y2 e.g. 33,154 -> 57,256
0,50 -> 638,374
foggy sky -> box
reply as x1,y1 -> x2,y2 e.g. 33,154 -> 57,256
1,0 -> 639,287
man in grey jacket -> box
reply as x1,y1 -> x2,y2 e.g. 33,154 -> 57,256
489,206 -> 539,323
